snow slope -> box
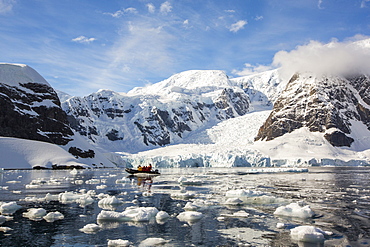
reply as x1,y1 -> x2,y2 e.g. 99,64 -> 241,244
0,63 -> 115,169
0,63 -> 50,87
0,137 -> 86,169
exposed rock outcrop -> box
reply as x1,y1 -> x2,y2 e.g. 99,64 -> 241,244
255,73 -> 370,147
0,64 -> 73,145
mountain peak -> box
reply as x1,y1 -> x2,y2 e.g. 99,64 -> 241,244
0,63 -> 50,87
128,70 -> 233,97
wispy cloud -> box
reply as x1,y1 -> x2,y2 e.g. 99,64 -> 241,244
105,7 -> 138,18
0,0 -> 15,15
232,63 -> 273,76
160,1 -> 172,14
361,0 -> 370,8
147,3 -> 155,13
255,16 -> 263,21
72,36 -> 97,44
317,0 -> 324,9
229,20 -> 247,32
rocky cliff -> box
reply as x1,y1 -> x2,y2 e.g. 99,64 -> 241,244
0,64 -> 73,145
255,73 -> 370,147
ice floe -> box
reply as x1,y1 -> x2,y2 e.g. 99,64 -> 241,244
43,211 -> 64,222
22,208 -> 47,221
79,223 -> 101,234
290,225 -> 333,243
138,237 -> 169,247
97,207 -> 159,222
107,239 -> 133,246
274,202 -> 315,219
0,201 -> 22,215
177,211 -> 203,223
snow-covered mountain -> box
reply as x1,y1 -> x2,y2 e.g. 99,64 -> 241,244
255,73 -> 370,148
58,66 -> 370,167
2,43 -> 370,169
61,70 -> 277,153
0,63 -> 114,169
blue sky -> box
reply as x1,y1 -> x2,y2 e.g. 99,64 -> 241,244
0,0 -> 369,96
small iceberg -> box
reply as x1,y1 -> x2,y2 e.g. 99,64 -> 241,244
274,202 -> 315,219
290,225 -> 333,243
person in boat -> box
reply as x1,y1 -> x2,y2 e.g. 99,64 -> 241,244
137,165 -> 143,171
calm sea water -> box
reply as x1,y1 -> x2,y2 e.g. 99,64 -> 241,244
0,167 -> 370,247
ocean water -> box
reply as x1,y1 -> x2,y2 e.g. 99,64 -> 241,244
0,167 -> 370,247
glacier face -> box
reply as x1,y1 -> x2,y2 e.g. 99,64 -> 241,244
61,70 -> 279,153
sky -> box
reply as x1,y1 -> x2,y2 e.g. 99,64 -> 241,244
0,0 -> 370,96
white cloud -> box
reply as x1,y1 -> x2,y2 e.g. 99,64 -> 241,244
105,8 -> 137,18
317,0 -> 324,9
225,9 -> 235,13
0,0 -> 15,15
72,36 -> 97,44
272,37 -> 370,80
229,20 -> 247,33
232,63 -> 273,76
255,16 -> 263,21
160,1 -> 172,14
147,3 -> 155,13
361,0 -> 370,8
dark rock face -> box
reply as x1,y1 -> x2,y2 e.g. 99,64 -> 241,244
255,73 -> 370,147
324,130 -> 354,147
0,82 -> 73,145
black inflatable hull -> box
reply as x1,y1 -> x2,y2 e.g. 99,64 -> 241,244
125,168 -> 160,176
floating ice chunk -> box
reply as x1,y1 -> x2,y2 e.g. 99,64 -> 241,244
226,189 -> 265,198
96,185 -> 107,190
178,176 -> 202,185
70,168 -> 78,175
58,191 -> 94,206
171,191 -> 196,199
177,211 -> 203,223
225,197 -> 243,205
58,191 -> 81,203
138,237 -> 169,247
274,202 -> 315,219
98,196 -> 123,210
0,227 -> 12,232
74,180 -> 84,185
220,210 -> 249,218
23,208 -> 47,221
76,195 -> 94,207
97,207 -> 159,222
43,211 -> 64,222
79,223 -> 101,234
155,211 -> 170,221
85,179 -> 101,184
0,215 -> 11,225
107,239 -> 133,246
276,223 -> 286,229
115,178 -> 130,184
44,193 -> 59,202
184,202 -> 200,211
0,201 -> 22,215
290,225 -> 332,243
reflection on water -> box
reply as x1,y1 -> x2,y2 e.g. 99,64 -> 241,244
0,167 -> 370,246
